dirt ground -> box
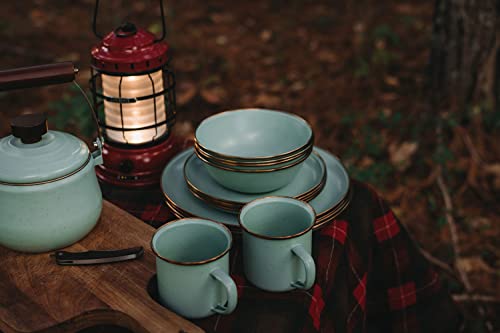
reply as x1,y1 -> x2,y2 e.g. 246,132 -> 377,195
0,0 -> 498,330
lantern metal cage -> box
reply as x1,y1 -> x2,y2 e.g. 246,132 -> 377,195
89,63 -> 177,147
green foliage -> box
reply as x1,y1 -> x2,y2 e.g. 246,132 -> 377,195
340,113 -> 356,126
427,194 -> 438,213
432,144 -> 454,165
353,24 -> 401,76
372,24 -> 400,46
347,161 -> 394,186
148,23 -> 162,35
400,15 -> 416,27
480,105 -> 500,132
354,58 -> 370,78
311,15 -> 335,31
361,125 -> 386,158
343,121 -> 393,187
49,86 -> 96,139
378,110 -> 403,129
372,48 -> 399,66
437,215 -> 447,228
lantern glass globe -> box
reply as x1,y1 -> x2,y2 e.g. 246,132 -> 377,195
102,69 -> 166,144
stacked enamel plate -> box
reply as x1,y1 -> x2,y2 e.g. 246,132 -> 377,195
161,109 -> 351,231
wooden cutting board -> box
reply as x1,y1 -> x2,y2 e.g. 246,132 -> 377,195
0,200 -> 203,333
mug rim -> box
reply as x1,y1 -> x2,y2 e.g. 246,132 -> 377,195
238,196 -> 316,240
151,217 -> 233,266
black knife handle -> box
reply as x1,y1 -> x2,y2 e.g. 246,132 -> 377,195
54,247 -> 144,265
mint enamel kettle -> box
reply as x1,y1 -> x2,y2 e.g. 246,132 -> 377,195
0,62 -> 103,253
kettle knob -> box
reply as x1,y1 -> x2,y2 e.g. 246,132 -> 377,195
11,113 -> 48,144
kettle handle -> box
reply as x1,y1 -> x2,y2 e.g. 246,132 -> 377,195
0,62 -> 77,91
0,62 -> 104,162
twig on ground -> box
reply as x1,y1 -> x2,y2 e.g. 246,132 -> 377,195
457,126 -> 483,163
436,167 -> 494,332
453,294 -> 500,303
436,168 -> 472,291
419,247 -> 461,282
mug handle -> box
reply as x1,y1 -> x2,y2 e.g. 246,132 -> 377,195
290,244 -> 316,290
210,269 -> 238,315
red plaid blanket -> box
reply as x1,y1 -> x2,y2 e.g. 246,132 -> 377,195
102,179 -> 462,333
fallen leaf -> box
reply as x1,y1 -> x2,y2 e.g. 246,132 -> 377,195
359,156 -> 374,168
216,35 -> 228,46
484,163 -> 500,190
133,2 -> 146,12
269,82 -> 284,93
456,256 -> 495,274
30,9 -> 48,28
177,81 -> 197,106
375,39 -> 386,50
262,57 -> 277,66
260,30 -> 273,42
384,76 -> 400,87
55,53 -> 80,62
309,40 -> 319,52
388,141 -> 418,171
380,93 -> 399,102
394,4 -> 418,14
245,18 -> 256,27
317,50 -> 338,63
210,13 -> 234,23
290,81 -> 306,92
254,80 -> 267,91
174,121 -> 194,139
382,108 -> 392,117
468,217 -> 491,230
484,163 -> 500,175
353,22 -> 365,33
254,93 -> 281,108
175,56 -> 200,73
200,86 -> 227,105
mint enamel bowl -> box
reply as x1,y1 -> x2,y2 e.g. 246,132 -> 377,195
194,109 -> 313,193
203,158 -> 306,193
195,109 -> 313,161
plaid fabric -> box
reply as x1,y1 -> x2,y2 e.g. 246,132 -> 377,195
102,178 -> 462,333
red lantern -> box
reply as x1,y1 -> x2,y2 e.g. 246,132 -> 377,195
90,0 -> 178,188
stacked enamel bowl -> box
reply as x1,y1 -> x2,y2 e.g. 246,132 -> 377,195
161,108 -> 351,231
194,109 -> 314,194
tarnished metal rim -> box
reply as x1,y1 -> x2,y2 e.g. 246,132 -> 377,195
0,154 -> 91,186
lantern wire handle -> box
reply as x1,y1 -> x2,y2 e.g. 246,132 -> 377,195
154,0 -> 167,42
72,80 -> 104,144
92,0 -> 103,39
92,0 -> 167,41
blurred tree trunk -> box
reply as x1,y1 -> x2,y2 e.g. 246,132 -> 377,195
429,0 -> 499,112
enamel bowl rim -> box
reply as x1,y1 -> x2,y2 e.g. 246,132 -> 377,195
195,108 -> 313,161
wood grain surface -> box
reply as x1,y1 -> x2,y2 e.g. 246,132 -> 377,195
0,200 -> 203,333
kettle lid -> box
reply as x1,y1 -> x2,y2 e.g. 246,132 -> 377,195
0,114 -> 91,184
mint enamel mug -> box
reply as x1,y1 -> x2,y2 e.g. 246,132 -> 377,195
151,218 -> 238,319
239,197 -> 316,292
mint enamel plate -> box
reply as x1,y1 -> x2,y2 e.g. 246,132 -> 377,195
184,151 -> 326,207
161,147 -> 349,228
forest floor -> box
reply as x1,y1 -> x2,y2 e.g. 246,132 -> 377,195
0,0 -> 498,331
